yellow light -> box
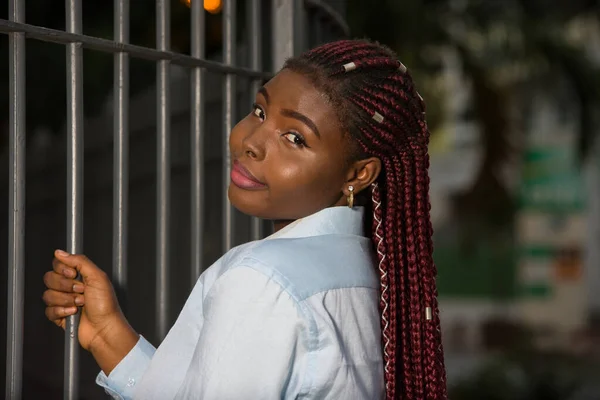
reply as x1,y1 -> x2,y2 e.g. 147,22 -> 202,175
204,0 -> 222,14
182,0 -> 222,14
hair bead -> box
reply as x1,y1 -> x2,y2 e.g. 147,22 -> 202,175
425,307 -> 432,321
343,62 -> 357,72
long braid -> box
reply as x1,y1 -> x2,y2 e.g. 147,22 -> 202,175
371,182 -> 395,395
389,155 -> 413,399
286,39 -> 448,399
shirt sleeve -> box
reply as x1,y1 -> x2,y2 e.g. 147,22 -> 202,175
95,335 -> 156,399
175,266 -> 309,399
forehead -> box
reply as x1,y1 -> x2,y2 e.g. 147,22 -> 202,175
262,69 -> 342,134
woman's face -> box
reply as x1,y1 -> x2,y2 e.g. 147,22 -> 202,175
228,69 -> 352,221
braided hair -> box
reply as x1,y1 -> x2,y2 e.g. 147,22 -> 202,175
285,40 -> 448,399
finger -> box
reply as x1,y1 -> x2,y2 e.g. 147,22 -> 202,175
54,250 -> 102,282
42,290 -> 84,307
45,305 -> 78,324
52,257 -> 77,278
43,271 -> 83,293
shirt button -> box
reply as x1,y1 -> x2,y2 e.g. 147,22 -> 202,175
127,378 -> 136,387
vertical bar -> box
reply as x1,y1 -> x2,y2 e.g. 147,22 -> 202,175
190,0 -> 205,283
294,0 -> 307,53
249,0 -> 263,241
113,0 -> 130,307
6,0 -> 25,399
272,0 -> 298,71
222,0 -> 236,252
156,0 -> 171,341
64,0 -> 84,398
314,13 -> 323,45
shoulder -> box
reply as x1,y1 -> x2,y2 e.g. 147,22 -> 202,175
203,265 -> 298,312
232,235 -> 380,302
200,234 -> 379,303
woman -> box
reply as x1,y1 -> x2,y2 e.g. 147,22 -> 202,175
43,39 -> 448,399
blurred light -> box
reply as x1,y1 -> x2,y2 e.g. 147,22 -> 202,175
182,0 -> 222,14
204,0 -> 222,14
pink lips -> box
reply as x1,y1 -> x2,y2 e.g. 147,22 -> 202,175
230,160 -> 267,190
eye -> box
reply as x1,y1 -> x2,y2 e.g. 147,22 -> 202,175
282,132 -> 307,148
252,103 -> 265,120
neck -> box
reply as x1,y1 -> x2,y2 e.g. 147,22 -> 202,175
272,202 -> 349,233
272,219 -> 295,233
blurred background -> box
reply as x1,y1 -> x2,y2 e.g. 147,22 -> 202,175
1,0 -> 599,399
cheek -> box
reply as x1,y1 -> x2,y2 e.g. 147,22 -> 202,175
277,161 -> 307,181
270,151 -> 315,180
268,152 -> 344,198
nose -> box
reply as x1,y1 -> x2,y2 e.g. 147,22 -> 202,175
241,124 -> 267,161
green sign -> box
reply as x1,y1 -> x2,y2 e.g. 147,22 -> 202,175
519,146 -> 585,212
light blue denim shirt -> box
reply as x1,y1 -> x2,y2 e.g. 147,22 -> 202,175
96,206 -> 384,399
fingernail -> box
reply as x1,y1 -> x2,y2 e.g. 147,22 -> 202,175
56,249 -> 69,257
65,307 -> 77,314
63,268 -> 76,278
73,284 -> 84,293
75,296 -> 84,306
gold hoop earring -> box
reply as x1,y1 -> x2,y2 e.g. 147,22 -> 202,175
347,185 -> 354,209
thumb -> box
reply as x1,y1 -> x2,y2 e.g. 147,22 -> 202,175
54,250 -> 101,282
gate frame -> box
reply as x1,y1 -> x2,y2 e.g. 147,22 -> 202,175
2,0 -> 348,398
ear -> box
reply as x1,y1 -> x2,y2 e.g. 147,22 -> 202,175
342,156 -> 381,196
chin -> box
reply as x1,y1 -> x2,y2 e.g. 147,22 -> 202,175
228,184 -> 271,219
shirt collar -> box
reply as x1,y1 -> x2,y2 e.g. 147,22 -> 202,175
265,206 -> 365,240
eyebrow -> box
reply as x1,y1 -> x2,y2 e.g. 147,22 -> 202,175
258,86 -> 321,139
280,109 -> 321,139
258,87 -> 270,105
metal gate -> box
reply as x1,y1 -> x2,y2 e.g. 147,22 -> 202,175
2,0 -> 349,399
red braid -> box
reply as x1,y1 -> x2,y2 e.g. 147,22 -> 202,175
286,39 -> 448,399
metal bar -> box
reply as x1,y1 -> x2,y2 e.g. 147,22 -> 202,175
314,12 -> 323,45
303,0 -> 350,36
222,0 -> 236,252
295,0 -> 308,53
6,0 -> 25,399
249,0 -> 263,241
155,0 -> 170,342
0,20 -> 270,78
190,0 -> 205,284
272,0 -> 295,71
64,0 -> 84,398
113,0 -> 130,307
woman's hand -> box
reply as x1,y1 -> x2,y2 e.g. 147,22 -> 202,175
43,250 -> 139,374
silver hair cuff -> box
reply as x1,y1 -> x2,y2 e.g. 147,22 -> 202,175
425,307 -> 432,321
372,111 -> 384,123
343,62 -> 357,72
